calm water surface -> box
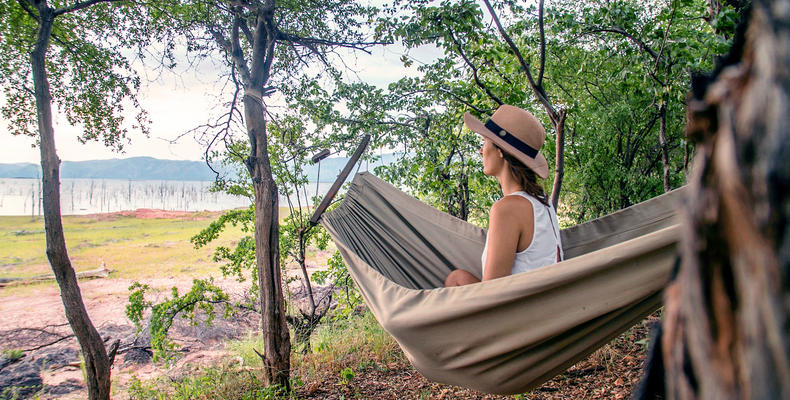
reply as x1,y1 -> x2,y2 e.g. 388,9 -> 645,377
0,178 -> 334,216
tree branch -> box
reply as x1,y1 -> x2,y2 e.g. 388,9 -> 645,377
53,0 -> 124,16
580,27 -> 661,61
436,87 -> 488,114
239,17 -> 255,47
446,27 -> 503,106
209,26 -> 252,87
481,0 -> 557,120
654,0 -> 678,73
275,30 -> 388,55
537,0 -> 546,87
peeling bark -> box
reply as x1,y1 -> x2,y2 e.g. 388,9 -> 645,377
662,1 -> 790,398
244,92 -> 291,390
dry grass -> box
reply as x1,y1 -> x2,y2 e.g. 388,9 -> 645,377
0,211 -> 251,295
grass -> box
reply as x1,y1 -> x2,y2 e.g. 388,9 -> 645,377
126,311 -> 402,399
1,348 -> 24,362
0,209 -> 313,290
126,364 -> 285,400
227,311 -> 400,383
0,207 -> 304,285
296,312 -> 401,381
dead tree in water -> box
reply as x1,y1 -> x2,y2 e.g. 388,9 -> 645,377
661,0 -> 790,398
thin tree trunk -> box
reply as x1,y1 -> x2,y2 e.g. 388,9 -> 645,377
298,237 -> 317,314
244,93 -> 291,390
482,0 -> 566,209
658,102 -> 670,192
550,112 -> 566,209
662,1 -> 790,398
31,5 -> 110,400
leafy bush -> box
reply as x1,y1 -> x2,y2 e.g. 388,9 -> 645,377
312,252 -> 363,319
126,279 -> 230,363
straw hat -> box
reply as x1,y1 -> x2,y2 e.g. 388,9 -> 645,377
463,104 -> 549,179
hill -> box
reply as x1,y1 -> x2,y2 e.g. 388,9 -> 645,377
0,154 -> 399,182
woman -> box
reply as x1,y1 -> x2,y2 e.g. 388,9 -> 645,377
445,104 -> 563,287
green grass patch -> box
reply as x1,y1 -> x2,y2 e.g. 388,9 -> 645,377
226,311 -> 399,377
1,348 -> 24,362
0,213 -> 247,291
127,310 -> 401,399
126,364 -> 287,400
293,311 -> 401,383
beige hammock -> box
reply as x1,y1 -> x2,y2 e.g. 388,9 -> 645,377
321,172 -> 682,395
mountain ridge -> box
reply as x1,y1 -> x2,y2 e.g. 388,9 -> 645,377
0,155 -> 397,182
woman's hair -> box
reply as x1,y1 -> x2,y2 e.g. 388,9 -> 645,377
494,144 -> 550,207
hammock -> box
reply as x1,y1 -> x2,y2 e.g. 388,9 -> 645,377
321,172 -> 682,395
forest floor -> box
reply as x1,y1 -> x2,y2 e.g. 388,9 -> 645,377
0,210 -> 657,399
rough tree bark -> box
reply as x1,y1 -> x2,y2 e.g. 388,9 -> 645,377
242,3 -> 291,389
240,14 -> 292,387
662,1 -> 790,398
30,3 -> 111,399
245,95 -> 291,389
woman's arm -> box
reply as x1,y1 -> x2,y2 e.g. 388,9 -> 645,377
482,197 -> 534,281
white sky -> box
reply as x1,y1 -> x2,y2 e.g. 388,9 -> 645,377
0,41 -> 440,164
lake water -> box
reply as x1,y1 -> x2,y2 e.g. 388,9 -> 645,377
0,178 -> 335,216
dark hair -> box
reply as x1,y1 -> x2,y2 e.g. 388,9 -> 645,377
494,144 -> 550,207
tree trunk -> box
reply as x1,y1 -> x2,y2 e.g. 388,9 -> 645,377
662,1 -> 790,398
244,94 -> 291,390
31,5 -> 111,400
658,102 -> 670,192
298,236 -> 317,315
550,111 -> 566,209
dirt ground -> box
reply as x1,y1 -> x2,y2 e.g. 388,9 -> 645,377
0,275 -> 657,400
0,208 -> 657,399
296,315 -> 658,400
0,275 -> 254,399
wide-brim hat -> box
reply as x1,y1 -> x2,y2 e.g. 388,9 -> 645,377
464,104 -> 549,179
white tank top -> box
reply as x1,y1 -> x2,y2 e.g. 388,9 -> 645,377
481,191 -> 563,276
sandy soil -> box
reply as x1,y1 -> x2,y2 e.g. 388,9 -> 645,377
0,275 -> 255,399
0,204 -> 331,400
83,208 -> 221,221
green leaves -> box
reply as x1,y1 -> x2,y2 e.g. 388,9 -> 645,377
312,252 -> 362,319
1,0 -> 153,147
126,278 -> 230,364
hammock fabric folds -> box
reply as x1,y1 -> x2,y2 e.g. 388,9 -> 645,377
322,173 -> 682,395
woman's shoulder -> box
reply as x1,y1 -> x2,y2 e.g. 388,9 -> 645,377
491,194 -> 534,219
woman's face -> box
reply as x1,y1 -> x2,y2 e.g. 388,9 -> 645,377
480,137 -> 505,176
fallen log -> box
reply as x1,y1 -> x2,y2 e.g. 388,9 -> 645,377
0,267 -> 111,288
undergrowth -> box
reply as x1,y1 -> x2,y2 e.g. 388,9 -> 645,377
127,364 -> 286,400
126,310 -> 401,399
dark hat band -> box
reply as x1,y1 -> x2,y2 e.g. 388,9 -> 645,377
484,120 -> 539,159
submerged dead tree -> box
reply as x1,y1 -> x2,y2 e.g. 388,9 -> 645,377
662,0 -> 790,398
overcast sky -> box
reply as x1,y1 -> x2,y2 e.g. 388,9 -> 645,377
1,39 -> 439,164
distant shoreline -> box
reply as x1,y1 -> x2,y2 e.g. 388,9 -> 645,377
0,154 -> 396,182
0,206 -> 297,220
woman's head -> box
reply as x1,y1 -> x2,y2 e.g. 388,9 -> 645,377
479,137 -> 548,206
464,104 -> 549,179
494,142 -> 549,206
